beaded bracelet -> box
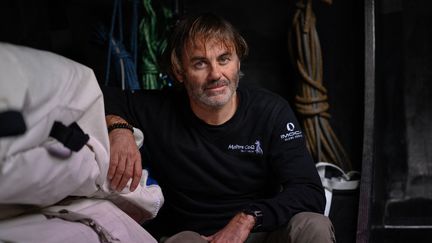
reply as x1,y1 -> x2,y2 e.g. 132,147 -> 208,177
107,122 -> 134,134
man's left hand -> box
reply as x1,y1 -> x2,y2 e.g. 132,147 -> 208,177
201,212 -> 255,243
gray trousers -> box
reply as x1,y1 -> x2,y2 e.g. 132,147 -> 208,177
163,212 -> 335,243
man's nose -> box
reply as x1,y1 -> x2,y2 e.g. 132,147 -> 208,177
208,64 -> 222,81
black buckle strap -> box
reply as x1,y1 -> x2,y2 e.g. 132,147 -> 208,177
49,121 -> 89,152
0,110 -> 27,137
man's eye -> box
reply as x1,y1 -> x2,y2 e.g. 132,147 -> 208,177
194,61 -> 206,69
219,57 -> 230,65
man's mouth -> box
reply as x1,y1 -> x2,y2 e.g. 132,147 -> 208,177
205,80 -> 229,91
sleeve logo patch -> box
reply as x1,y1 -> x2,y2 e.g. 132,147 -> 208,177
280,122 -> 303,141
287,122 -> 295,131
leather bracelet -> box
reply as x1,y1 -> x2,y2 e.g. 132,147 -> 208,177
107,122 -> 134,134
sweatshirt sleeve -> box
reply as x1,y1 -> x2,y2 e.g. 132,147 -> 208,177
102,86 -> 168,130
102,86 -> 140,127
248,99 -> 325,231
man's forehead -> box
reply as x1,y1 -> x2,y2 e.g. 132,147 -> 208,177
184,36 -> 235,55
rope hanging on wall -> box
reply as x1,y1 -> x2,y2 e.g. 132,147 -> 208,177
139,0 -> 173,89
105,0 -> 141,90
96,0 -> 174,90
95,0 -> 141,90
288,0 -> 352,170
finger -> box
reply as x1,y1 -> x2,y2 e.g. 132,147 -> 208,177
117,157 -> 134,191
111,155 -> 127,191
130,157 -> 142,191
130,153 -> 142,189
201,235 -> 212,241
108,152 -> 119,180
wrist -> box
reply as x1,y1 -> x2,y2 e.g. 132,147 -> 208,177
106,115 -> 127,127
107,122 -> 134,134
242,206 -> 263,231
239,212 -> 257,231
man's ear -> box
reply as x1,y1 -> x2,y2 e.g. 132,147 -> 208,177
173,66 -> 184,83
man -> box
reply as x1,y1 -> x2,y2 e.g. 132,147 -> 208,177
103,13 -> 335,243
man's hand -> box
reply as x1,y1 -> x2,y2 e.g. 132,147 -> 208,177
106,115 -> 142,192
202,213 -> 255,243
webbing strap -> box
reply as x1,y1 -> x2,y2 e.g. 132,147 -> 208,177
43,209 -> 119,243
316,162 -> 360,191
49,121 -> 89,152
0,110 -> 26,137
316,162 -> 360,216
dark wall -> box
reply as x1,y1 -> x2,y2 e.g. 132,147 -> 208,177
371,0 -> 432,241
0,0 -> 364,169
374,0 -> 432,210
0,0 -> 113,77
314,0 -> 364,170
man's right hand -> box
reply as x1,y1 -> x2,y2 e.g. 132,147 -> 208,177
201,212 -> 255,243
106,115 -> 142,192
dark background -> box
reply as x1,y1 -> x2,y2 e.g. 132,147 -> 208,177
371,0 -> 432,242
0,0 -> 365,171
2,0 -> 431,242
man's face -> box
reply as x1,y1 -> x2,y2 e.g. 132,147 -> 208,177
176,38 -> 240,110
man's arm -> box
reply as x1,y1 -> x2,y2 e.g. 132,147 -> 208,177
106,114 -> 142,192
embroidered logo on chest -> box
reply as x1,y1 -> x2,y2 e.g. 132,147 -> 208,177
227,140 -> 263,155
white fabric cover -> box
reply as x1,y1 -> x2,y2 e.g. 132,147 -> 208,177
0,199 -> 156,243
0,42 -> 109,205
0,43 -> 163,242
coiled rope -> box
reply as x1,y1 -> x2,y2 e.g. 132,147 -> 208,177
288,0 -> 352,170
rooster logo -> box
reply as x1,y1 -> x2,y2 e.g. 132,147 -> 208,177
255,140 -> 263,155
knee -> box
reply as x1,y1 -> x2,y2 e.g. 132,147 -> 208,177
294,212 -> 333,232
288,212 -> 335,243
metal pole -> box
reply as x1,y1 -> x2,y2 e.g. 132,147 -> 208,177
356,0 -> 376,242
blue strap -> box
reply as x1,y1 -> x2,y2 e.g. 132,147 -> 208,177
104,0 -> 141,90
104,0 -> 119,86
130,0 -> 139,68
